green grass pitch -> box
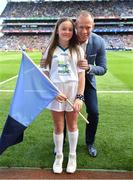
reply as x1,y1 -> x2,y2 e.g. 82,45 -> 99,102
0,50 -> 133,170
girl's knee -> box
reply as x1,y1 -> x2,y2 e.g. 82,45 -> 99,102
67,124 -> 77,132
54,124 -> 64,134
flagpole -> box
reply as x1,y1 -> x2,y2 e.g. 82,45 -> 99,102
22,51 -> 89,124
66,98 -> 89,124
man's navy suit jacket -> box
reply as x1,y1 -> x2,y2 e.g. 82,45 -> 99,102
85,33 -> 107,89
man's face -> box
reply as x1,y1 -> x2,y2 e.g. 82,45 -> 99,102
76,15 -> 94,43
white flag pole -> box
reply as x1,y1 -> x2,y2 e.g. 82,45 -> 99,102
22,51 -> 89,124
66,98 -> 89,124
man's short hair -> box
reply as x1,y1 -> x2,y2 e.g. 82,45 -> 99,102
76,10 -> 94,23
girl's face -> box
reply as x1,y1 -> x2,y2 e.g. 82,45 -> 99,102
57,20 -> 73,45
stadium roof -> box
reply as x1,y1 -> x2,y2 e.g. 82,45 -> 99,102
0,0 -> 7,15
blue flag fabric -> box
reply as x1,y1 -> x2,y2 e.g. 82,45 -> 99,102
0,53 -> 58,154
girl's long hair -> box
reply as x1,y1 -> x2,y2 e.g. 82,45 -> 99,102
45,17 -> 80,68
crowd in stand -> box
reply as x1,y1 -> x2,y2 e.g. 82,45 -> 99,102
0,0 -> 133,51
0,34 -> 132,51
0,35 -> 50,51
103,34 -> 133,50
1,1 -> 133,18
2,25 -> 133,33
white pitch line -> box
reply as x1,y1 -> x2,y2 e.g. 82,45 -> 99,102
0,90 -> 133,93
0,90 -> 14,92
97,90 -> 133,93
0,65 -> 40,86
0,75 -> 18,85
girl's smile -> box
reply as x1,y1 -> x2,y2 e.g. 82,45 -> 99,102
58,21 -> 73,48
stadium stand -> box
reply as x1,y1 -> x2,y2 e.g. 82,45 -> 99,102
1,1 -> 133,17
0,0 -> 133,51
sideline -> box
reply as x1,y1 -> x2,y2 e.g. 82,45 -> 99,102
97,90 -> 133,93
0,75 -> 17,86
0,167 -> 133,179
0,65 -> 40,86
0,75 -> 133,94
0,167 -> 131,173
1,90 -> 133,93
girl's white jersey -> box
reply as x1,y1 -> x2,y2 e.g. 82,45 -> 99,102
44,46 -> 84,83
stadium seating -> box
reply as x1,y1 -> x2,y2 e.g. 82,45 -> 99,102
0,0 -> 133,51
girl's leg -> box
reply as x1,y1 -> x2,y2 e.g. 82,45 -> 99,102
66,111 -> 79,173
66,111 -> 78,154
51,111 -> 64,173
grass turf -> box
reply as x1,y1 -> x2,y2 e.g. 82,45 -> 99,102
0,50 -> 133,170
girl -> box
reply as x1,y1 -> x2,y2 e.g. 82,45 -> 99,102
41,17 -> 85,173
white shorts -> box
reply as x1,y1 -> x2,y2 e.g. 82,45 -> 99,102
47,81 -> 78,112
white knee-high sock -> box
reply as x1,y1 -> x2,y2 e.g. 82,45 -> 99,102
68,129 -> 79,155
53,133 -> 64,155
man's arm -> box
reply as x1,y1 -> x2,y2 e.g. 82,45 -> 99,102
78,37 -> 107,76
88,38 -> 107,76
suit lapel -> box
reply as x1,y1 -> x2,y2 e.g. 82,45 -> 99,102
86,34 -> 93,63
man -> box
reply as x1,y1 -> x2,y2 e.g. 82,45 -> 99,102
76,11 -> 107,157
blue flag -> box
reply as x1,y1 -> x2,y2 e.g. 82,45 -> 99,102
0,52 -> 58,154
